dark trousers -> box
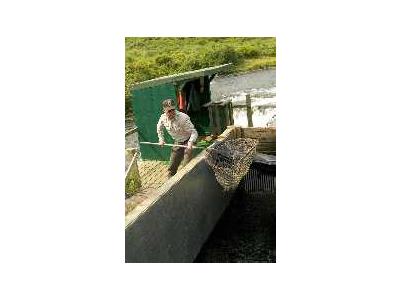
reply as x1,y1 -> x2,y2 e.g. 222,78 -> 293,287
168,140 -> 192,177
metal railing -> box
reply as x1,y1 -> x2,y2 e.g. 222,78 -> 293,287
125,149 -> 141,197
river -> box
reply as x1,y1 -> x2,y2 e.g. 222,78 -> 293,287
210,68 -> 276,127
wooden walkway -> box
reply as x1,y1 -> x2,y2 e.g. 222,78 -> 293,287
125,160 -> 182,215
138,160 -> 170,189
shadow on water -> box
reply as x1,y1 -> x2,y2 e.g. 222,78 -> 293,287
195,162 -> 276,263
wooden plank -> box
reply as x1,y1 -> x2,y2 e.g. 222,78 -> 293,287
228,102 -> 234,125
214,106 -> 221,135
246,94 -> 253,127
223,102 -> 230,129
207,106 -> 215,135
241,127 -> 276,139
237,127 -> 276,154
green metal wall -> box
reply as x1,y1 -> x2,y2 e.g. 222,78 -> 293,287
131,80 -> 213,161
132,83 -> 176,160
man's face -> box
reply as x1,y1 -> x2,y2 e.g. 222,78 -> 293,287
165,108 -> 176,120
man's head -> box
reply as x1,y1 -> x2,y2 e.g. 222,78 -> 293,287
162,99 -> 176,120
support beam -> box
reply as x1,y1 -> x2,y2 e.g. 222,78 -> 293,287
246,94 -> 253,127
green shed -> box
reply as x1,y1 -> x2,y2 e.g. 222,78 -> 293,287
130,64 -> 233,161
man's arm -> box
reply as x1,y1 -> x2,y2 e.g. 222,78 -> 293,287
183,117 -> 198,149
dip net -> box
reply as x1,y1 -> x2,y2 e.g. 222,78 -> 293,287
205,138 -> 258,190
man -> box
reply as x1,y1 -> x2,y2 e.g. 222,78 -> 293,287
157,99 -> 198,178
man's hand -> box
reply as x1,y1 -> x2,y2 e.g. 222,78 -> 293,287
159,140 -> 165,147
186,141 -> 193,151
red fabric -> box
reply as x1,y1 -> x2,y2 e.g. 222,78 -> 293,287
178,90 -> 186,112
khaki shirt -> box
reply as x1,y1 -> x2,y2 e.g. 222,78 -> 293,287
157,111 -> 198,143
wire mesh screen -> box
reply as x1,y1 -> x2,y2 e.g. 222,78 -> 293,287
205,138 -> 258,190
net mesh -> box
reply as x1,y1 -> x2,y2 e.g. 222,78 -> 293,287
205,138 -> 259,190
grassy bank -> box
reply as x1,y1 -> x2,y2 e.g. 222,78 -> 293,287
125,37 -> 276,113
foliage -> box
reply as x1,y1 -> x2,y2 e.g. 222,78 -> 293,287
125,37 -> 276,114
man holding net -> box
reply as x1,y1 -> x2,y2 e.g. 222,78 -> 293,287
157,99 -> 198,178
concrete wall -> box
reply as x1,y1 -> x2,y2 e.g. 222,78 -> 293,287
124,126 -> 275,263
125,155 -> 234,263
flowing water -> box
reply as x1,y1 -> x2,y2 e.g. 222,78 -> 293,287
210,68 -> 276,127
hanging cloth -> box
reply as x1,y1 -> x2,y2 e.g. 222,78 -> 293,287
178,90 -> 186,112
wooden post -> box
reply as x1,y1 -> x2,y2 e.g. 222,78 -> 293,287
229,101 -> 234,125
214,104 -> 221,135
223,101 -> 230,130
207,105 -> 215,135
246,94 -> 253,127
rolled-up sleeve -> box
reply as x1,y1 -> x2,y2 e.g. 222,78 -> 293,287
156,116 -> 165,143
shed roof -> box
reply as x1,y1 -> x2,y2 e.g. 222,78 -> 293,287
131,63 -> 232,90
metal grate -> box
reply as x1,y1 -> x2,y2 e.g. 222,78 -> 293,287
240,162 -> 276,194
194,160 -> 276,263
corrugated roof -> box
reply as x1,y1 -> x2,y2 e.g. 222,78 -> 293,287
131,63 -> 232,90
